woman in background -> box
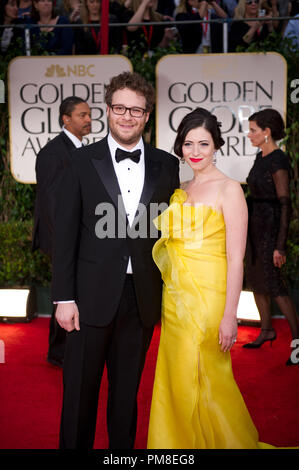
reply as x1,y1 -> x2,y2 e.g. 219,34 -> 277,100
174,0 -> 205,53
26,0 -> 74,54
74,0 -> 122,54
126,0 -> 178,56
243,108 -> 299,366
229,0 -> 274,51
1,0 -> 23,53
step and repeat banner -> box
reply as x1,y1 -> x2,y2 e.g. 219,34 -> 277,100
8,53 -> 286,184
8,55 -> 132,183
156,53 -> 287,183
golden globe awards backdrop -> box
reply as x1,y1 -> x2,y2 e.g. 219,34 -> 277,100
156,53 -> 287,183
8,56 -> 132,184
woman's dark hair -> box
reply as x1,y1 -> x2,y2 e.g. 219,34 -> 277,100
59,96 -> 86,127
31,0 -> 57,21
0,0 -> 19,24
174,107 -> 225,158
248,108 -> 286,141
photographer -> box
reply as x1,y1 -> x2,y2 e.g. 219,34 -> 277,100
229,0 -> 274,52
126,0 -> 179,56
175,0 -> 227,53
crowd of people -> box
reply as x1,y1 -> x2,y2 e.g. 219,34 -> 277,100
1,0 -> 299,55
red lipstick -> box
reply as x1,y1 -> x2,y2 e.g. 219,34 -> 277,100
190,158 -> 203,163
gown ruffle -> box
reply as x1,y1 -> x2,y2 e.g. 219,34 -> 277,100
147,189 -> 276,449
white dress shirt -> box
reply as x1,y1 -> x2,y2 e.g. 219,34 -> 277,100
108,133 -> 145,274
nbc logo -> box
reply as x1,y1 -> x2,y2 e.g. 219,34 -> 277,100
45,65 -> 95,78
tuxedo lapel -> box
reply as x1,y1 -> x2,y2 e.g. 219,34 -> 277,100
90,139 -> 161,226
130,144 -> 161,227
90,138 -> 127,220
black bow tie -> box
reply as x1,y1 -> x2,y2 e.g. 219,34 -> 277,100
115,148 -> 141,164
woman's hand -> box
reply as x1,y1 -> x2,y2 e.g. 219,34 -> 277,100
273,249 -> 286,268
219,315 -> 238,352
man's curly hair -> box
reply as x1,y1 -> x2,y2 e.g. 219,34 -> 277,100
105,72 -> 155,112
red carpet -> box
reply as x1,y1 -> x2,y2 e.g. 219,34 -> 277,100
0,317 -> 298,449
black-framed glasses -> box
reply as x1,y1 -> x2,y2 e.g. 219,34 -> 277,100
245,0 -> 259,4
110,104 -> 147,118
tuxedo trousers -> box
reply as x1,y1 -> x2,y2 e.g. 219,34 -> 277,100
59,275 -> 154,449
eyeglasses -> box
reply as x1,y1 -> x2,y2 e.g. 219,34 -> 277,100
245,0 -> 259,4
110,104 -> 147,118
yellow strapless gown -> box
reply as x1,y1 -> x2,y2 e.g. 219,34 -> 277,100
147,189 -> 273,449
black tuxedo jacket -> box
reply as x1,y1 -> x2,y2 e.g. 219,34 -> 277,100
52,136 -> 180,328
32,132 -> 76,257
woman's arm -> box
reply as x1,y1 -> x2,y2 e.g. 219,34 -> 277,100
242,21 -> 260,43
272,168 -> 291,268
127,0 -> 152,32
198,1 -> 209,18
209,1 -> 228,19
219,181 -> 248,352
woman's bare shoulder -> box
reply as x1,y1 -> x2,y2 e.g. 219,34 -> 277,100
222,177 -> 243,193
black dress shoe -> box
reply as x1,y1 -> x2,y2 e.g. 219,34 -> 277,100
47,356 -> 64,367
243,328 -> 277,349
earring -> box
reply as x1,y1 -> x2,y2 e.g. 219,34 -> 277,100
265,135 -> 268,144
181,158 -> 185,165
213,152 -> 217,165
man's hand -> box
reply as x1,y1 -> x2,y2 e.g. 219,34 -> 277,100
55,303 -> 80,332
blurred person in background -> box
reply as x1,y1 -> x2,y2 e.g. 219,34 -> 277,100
126,0 -> 179,56
73,0 -> 123,54
174,0 -> 205,53
33,97 -> 91,368
1,0 -> 24,53
25,0 -> 74,54
197,1 -> 228,52
58,0 -> 81,22
283,0 -> 299,45
229,0 -> 275,51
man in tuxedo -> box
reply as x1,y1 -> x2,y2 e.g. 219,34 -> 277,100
32,96 -> 91,367
52,72 -> 180,449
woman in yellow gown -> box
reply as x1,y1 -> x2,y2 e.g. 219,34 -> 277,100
147,108 -> 273,449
